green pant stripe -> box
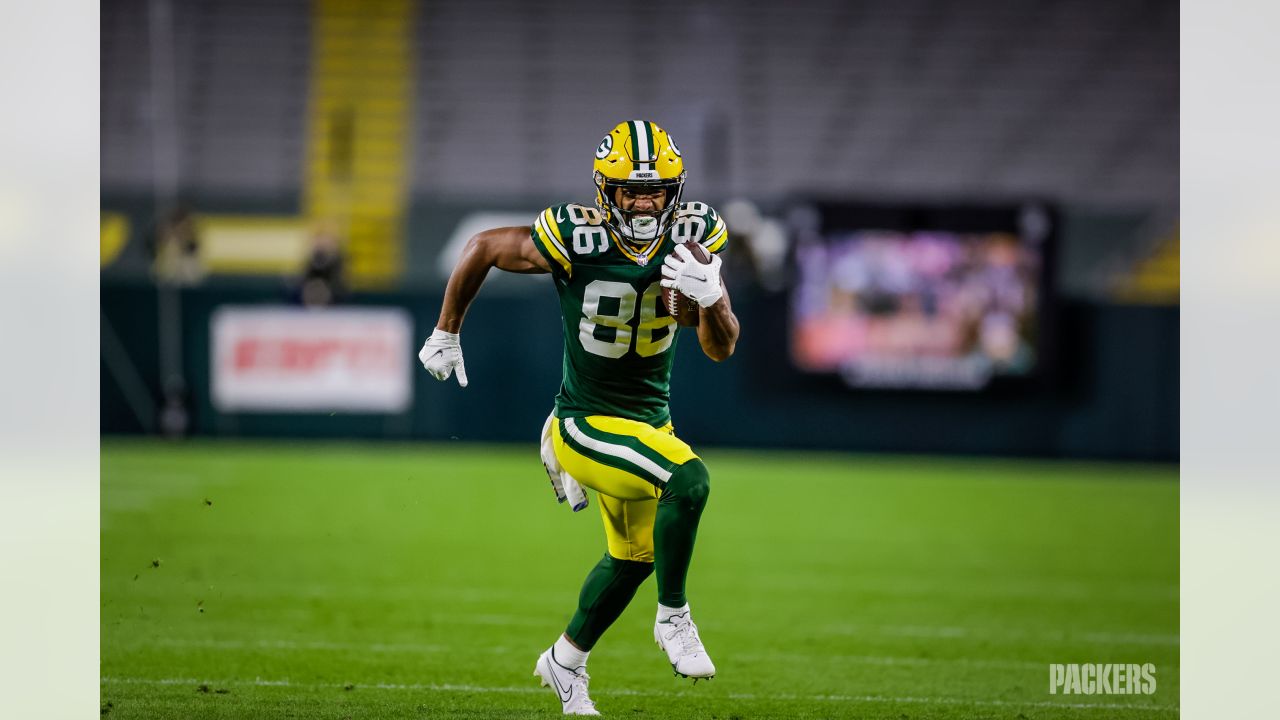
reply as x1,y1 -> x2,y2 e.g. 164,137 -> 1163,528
574,418 -> 679,477
559,418 -> 664,487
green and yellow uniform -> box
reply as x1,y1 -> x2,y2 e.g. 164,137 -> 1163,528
530,199 -> 727,562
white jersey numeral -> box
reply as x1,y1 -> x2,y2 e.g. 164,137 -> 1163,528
579,280 -> 675,359
635,282 -> 675,357
579,280 -> 635,358
572,226 -> 609,255
670,216 -> 706,244
567,205 -> 603,225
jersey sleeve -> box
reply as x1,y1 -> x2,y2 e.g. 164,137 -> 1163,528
700,205 -> 729,255
531,205 -> 574,276
673,201 -> 729,255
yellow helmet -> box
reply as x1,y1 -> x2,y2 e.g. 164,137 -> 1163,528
592,120 -> 686,241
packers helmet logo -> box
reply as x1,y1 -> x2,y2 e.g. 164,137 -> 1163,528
667,134 -> 681,157
595,135 -> 613,160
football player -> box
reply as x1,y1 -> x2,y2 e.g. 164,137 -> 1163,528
420,120 -> 738,715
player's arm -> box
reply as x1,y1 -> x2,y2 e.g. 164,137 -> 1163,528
695,281 -> 739,362
420,226 -> 550,386
436,226 -> 550,333
664,204 -> 738,361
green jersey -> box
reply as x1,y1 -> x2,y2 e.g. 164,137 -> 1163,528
529,201 -> 728,426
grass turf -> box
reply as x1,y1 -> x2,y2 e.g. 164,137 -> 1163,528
101,440 -> 1178,719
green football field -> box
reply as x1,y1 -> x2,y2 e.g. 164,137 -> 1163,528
101,440 -> 1178,719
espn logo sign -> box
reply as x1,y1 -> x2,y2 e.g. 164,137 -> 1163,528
212,306 -> 413,412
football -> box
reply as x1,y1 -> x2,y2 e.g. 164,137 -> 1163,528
663,241 -> 711,327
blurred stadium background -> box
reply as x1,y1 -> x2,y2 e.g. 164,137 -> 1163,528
100,0 -> 1178,717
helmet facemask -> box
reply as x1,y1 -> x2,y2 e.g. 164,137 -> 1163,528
595,173 -> 685,243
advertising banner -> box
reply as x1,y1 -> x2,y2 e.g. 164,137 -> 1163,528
211,306 -> 413,412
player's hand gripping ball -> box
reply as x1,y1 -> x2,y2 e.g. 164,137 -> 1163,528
661,241 -> 722,327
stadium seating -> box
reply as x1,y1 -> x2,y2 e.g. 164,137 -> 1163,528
102,0 -> 1177,209
101,0 -> 310,196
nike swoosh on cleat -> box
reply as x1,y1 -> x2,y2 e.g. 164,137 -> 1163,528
546,658 -> 574,703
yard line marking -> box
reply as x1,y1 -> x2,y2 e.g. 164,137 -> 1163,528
124,615 -> 1176,648
109,637 -> 1074,671
100,676 -> 1179,712
774,575 -> 1178,603
823,623 -> 1179,646
143,637 -> 450,654
114,637 -> 1173,674
1078,631 -> 1181,646
733,651 -> 1049,671
454,613 -> 548,627
116,582 -> 548,605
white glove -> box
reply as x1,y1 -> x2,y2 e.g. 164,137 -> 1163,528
661,244 -> 723,308
418,328 -> 468,387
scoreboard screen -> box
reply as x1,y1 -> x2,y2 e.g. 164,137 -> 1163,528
789,202 -> 1053,391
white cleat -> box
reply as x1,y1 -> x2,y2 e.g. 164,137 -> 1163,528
534,646 -> 601,716
655,611 -> 716,681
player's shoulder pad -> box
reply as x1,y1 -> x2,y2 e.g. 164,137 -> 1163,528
531,203 -> 606,274
672,201 -> 729,254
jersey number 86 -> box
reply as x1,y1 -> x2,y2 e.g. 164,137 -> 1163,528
579,280 -> 674,359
